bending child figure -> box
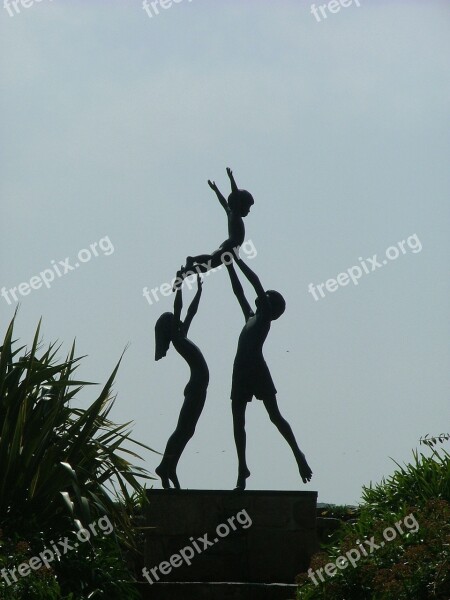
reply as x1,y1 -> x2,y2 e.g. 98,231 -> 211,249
155,272 -> 209,489
180,168 -> 254,282
226,257 -> 313,491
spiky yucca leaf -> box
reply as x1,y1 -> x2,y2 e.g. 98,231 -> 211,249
0,316 -> 156,548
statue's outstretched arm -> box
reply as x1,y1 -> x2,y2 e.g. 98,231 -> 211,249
183,274 -> 203,334
226,262 -> 252,321
234,255 -> 270,312
226,167 -> 238,194
173,269 -> 183,328
208,179 -> 230,215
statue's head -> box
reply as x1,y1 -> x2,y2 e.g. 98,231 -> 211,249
228,189 -> 254,217
155,312 -> 174,360
256,290 -> 286,321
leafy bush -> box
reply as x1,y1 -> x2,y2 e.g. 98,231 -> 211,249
0,317 -> 156,598
0,524 -> 141,600
297,448 -> 450,599
362,449 -> 450,513
0,316 -> 155,543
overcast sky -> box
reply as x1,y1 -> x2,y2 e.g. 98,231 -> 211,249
1,0 -> 449,505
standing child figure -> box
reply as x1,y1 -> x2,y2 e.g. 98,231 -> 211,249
154,272 -> 209,489
179,168 -> 254,282
226,258 -> 313,491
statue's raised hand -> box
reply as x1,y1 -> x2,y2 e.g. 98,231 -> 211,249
208,179 -> 218,192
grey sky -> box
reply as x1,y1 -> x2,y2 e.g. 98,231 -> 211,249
1,0 -> 449,504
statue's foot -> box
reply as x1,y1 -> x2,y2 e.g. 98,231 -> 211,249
168,469 -> 180,490
173,261 -> 196,292
297,452 -> 313,483
185,256 -> 195,270
234,467 -> 251,491
155,465 -> 171,489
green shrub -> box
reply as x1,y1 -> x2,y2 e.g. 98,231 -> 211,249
0,316 -> 155,545
297,448 -> 450,599
0,317 -> 155,598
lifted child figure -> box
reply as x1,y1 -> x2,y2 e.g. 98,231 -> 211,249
180,168 -> 254,282
154,272 -> 209,489
226,257 -> 313,491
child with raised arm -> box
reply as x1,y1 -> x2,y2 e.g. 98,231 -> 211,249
180,168 -> 254,280
154,271 -> 209,489
225,257 -> 313,491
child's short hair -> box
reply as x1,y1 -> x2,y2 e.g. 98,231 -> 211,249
266,290 -> 286,321
228,189 -> 254,211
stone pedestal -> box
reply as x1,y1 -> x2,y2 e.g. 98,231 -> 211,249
143,489 -> 317,590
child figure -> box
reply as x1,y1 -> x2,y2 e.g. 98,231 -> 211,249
225,257 -> 313,491
154,272 -> 209,489
181,168 -> 254,280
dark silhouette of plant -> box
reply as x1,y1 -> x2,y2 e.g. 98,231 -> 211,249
0,315 -> 156,548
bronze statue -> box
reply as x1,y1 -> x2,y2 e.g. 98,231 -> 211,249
226,257 -> 313,490
156,168 -> 313,491
177,168 -> 254,284
155,272 -> 209,489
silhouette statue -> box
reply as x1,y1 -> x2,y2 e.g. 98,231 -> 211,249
154,271 -> 209,489
226,257 -> 313,491
176,168 -> 254,286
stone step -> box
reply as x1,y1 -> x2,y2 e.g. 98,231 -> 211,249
137,581 -> 297,600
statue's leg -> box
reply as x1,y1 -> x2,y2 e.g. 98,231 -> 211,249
186,254 -> 211,269
232,398 -> 251,490
158,392 -> 206,488
156,435 -> 183,489
262,395 -> 313,483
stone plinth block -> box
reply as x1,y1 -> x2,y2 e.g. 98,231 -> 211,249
143,489 -> 318,584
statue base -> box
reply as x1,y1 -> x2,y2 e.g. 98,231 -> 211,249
142,489 -> 317,598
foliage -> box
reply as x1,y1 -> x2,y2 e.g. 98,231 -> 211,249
362,448 -> 450,513
0,526 -> 61,600
0,316 -> 157,598
0,525 -> 141,600
0,316 -> 156,548
420,433 -> 450,449
51,530 -> 142,599
297,448 -> 450,599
